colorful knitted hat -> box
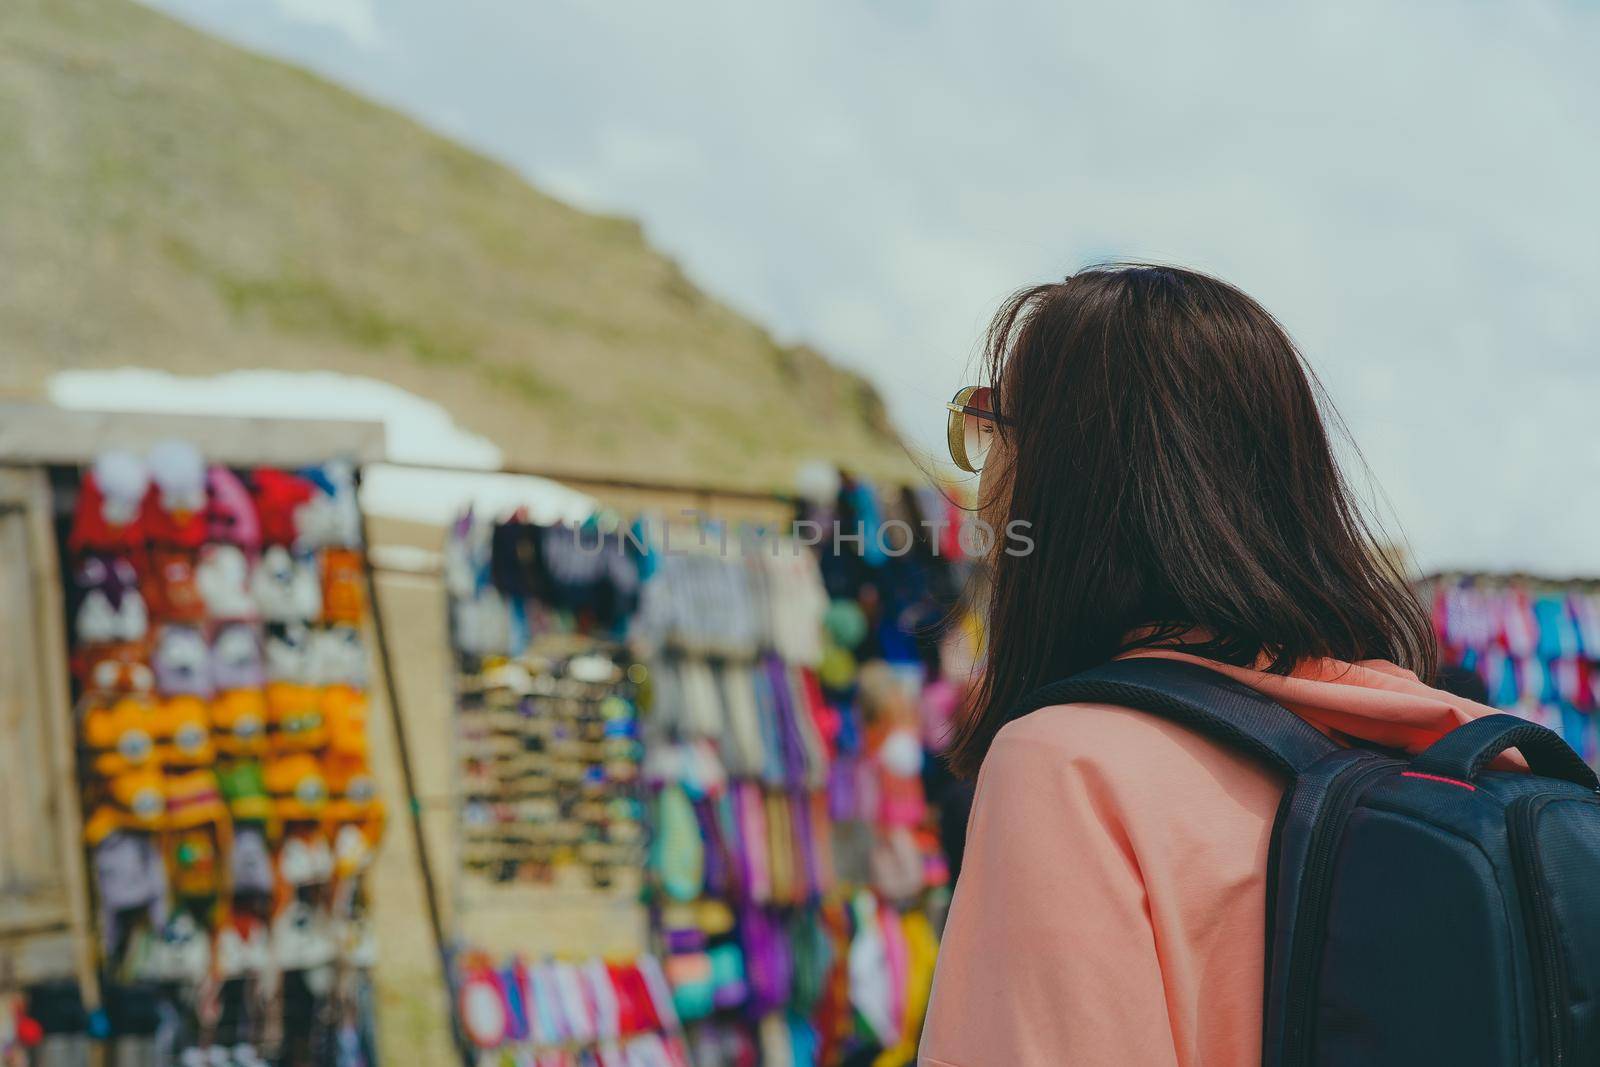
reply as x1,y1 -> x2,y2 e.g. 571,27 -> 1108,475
68,450 -> 149,554
320,548 -> 366,625
211,623 -> 266,691
82,695 -> 159,778
154,695 -> 214,769
216,760 -> 277,830
264,752 -> 328,822
163,769 -> 230,832
266,682 -> 325,751
83,767 -> 166,845
205,466 -> 261,550
152,625 -> 213,698
142,440 -> 207,549
196,545 -> 259,622
73,555 -> 148,646
142,547 -> 206,625
212,689 -> 269,758
250,469 -> 316,548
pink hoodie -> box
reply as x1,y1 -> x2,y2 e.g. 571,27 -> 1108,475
919,650 -> 1510,1067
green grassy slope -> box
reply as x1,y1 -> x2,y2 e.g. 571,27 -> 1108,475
0,0 -> 911,488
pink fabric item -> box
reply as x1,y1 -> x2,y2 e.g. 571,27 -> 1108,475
920,650 -> 1512,1067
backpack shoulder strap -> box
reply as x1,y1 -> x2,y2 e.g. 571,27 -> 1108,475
1010,657 -> 1341,780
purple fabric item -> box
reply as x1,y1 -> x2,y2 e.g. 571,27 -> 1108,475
212,623 -> 265,691
763,656 -> 808,788
93,831 -> 168,954
749,667 -> 787,787
732,782 -> 763,904
827,757 -> 858,823
77,555 -> 140,611
231,825 -> 274,896
662,926 -> 705,954
154,625 -> 213,696
738,904 -> 791,1017
789,788 -> 820,900
73,554 -> 147,645
694,797 -> 728,898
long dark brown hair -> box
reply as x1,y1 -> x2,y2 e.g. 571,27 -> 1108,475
946,263 -> 1435,778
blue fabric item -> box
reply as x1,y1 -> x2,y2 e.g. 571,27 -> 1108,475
1540,659 -> 1561,707
787,1013 -> 820,1065
764,655 -> 808,788
751,667 -> 790,787
1534,597 -> 1567,661
1561,702 -> 1589,754
1492,658 -> 1521,707
627,516 -> 658,581
834,698 -> 862,757
297,464 -> 337,496
507,596 -> 530,656
876,606 -> 919,664
500,962 -> 529,1041
844,482 -> 887,567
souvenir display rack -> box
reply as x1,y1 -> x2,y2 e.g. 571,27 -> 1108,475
455,651 -> 646,893
443,472 -> 979,1067
52,443 -> 386,1067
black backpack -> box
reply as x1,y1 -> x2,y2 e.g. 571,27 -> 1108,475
1013,656 -> 1600,1067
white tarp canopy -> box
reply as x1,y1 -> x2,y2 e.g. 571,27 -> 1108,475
46,368 -> 595,526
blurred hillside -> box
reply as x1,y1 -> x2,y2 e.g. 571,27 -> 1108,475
0,0 -> 912,488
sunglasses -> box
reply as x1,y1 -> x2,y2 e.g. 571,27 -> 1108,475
946,386 -> 1012,473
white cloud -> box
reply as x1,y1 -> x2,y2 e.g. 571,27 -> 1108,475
267,0 -> 383,50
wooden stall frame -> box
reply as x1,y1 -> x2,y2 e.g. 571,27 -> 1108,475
0,404 -> 388,1015
0,470 -> 98,1007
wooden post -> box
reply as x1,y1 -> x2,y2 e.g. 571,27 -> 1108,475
18,469 -> 99,1009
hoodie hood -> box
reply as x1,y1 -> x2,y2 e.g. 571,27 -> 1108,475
1124,648 -> 1512,758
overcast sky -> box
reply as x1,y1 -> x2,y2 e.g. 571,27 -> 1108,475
139,0 -> 1600,574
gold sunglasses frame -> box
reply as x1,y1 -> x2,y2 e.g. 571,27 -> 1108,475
946,386 -> 1011,473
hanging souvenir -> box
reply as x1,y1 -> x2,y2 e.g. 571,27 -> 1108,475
253,545 -> 321,622
57,445 -> 384,1064
196,543 -> 258,620
143,440 -> 208,549
68,449 -> 150,554
153,624 -> 213,697
251,469 -> 316,548
73,554 -> 149,646
321,547 -> 366,625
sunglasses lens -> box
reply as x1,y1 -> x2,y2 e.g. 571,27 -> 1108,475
963,387 -> 995,472
947,388 -> 975,472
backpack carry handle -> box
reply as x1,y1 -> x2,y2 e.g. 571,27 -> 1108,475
1410,713 -> 1599,790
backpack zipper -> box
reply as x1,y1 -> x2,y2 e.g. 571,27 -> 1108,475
1507,794 -> 1570,1065
1281,758 -> 1394,1065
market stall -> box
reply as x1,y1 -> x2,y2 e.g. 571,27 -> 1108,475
436,472 -> 980,1067
0,405 -> 388,1067
1422,573 -> 1600,763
